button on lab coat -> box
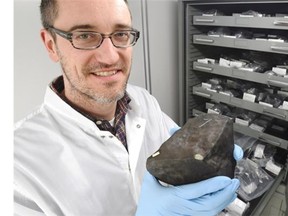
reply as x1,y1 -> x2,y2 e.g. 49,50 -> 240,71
14,83 -> 178,216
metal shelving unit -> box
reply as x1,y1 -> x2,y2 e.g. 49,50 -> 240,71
178,0 -> 288,215
193,61 -> 288,88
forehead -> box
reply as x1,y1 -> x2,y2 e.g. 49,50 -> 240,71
55,0 -> 131,30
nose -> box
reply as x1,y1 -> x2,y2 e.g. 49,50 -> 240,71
95,37 -> 120,65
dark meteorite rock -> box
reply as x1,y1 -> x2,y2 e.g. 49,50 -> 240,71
146,113 -> 236,185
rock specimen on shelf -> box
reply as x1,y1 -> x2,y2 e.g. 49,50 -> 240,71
146,113 -> 236,185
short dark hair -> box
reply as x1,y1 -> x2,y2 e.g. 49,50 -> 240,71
40,0 -> 58,29
40,0 -> 129,29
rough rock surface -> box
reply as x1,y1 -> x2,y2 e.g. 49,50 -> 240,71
146,113 -> 236,185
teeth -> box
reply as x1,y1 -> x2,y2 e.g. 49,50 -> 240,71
95,71 -> 116,77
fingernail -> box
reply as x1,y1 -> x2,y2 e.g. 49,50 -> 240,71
231,179 -> 240,190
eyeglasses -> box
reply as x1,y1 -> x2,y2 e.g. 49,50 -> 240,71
48,26 -> 140,50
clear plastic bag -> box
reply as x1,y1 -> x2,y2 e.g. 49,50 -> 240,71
202,9 -> 223,16
208,27 -> 231,37
233,132 -> 258,156
235,159 -> 274,202
209,103 -> 231,115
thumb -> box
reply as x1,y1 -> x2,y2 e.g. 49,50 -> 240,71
233,144 -> 243,161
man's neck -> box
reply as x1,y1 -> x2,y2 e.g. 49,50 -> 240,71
62,90 -> 117,121
51,76 -> 117,121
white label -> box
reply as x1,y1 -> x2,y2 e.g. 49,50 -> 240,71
226,197 -> 248,215
255,38 -> 267,41
235,118 -> 249,126
219,91 -> 231,96
197,58 -> 215,64
239,67 -> 254,72
265,159 -> 281,175
206,88 -> 217,93
207,109 -> 220,114
208,34 -> 220,37
201,82 -> 212,89
249,123 -> 265,132
272,67 -> 287,76
259,101 -> 273,107
254,144 -> 265,158
277,90 -> 288,97
243,93 -> 256,102
219,58 -> 231,67
268,39 -> 284,43
239,14 -> 254,17
230,60 -> 246,68
283,101 -> 288,110
197,58 -> 208,64
223,35 -> 237,38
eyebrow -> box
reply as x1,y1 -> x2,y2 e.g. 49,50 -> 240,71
67,24 -> 133,32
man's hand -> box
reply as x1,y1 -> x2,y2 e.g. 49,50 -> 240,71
136,172 -> 240,216
135,126 -> 244,216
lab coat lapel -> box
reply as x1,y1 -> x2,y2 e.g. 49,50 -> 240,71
125,97 -> 146,196
126,114 -> 146,174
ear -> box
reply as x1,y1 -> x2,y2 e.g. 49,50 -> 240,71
40,29 -> 59,62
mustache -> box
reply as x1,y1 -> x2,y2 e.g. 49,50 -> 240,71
83,63 -> 126,72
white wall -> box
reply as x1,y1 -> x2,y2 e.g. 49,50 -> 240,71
146,0 -> 179,123
14,0 -> 179,123
14,0 -> 60,122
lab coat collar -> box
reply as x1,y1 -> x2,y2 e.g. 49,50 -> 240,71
44,80 -> 144,132
44,85 -> 98,131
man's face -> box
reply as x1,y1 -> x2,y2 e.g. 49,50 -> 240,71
48,0 -> 133,104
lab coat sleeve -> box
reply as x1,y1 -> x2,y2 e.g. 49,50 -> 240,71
127,84 -> 179,138
14,186 -> 46,216
162,111 -> 179,133
14,164 -> 62,216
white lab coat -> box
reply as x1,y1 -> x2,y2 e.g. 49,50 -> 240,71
14,82 -> 178,216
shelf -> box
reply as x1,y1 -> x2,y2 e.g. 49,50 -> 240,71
180,1 -> 288,215
193,61 -> 288,88
193,35 -> 288,54
192,109 -> 288,150
234,124 -> 288,150
192,85 -> 288,121
193,15 -> 288,30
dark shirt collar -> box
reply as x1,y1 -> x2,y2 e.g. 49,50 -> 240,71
50,76 -> 131,124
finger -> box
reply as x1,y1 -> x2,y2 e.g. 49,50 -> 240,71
169,179 -> 239,216
233,144 -> 244,161
202,178 -> 240,210
173,176 -> 232,199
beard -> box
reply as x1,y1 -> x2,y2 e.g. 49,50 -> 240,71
68,78 -> 127,104
58,52 -> 130,105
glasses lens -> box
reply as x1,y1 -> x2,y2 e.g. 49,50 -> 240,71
69,30 -> 139,49
112,31 -> 137,47
72,32 -> 102,49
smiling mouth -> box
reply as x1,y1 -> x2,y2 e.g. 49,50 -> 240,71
93,71 -> 118,77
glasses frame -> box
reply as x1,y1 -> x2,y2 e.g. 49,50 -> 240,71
48,26 -> 140,50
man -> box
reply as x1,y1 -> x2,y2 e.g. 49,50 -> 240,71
14,0 -> 242,215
